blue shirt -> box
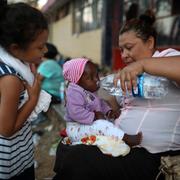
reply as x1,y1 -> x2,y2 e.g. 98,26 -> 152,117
38,60 -> 64,97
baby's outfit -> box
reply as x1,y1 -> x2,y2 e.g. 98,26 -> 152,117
65,83 -> 124,142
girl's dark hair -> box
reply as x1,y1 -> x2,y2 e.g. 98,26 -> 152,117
0,2 -> 48,50
120,11 -> 157,47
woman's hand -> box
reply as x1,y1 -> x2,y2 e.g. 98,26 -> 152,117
114,61 -> 144,93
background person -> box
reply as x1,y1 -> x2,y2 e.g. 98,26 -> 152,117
38,42 -> 64,104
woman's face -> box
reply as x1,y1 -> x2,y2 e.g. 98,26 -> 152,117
10,29 -> 48,65
119,31 -> 154,64
78,62 -> 100,92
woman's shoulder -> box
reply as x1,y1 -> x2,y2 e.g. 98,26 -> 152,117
153,48 -> 180,57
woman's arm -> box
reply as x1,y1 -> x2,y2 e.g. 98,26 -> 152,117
143,56 -> 180,83
115,56 -> 180,92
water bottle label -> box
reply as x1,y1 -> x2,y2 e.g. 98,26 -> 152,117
138,75 -> 144,97
132,74 -> 144,97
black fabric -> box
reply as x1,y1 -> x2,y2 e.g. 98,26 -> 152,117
53,141 -> 180,180
8,165 -> 35,180
51,95 -> 61,104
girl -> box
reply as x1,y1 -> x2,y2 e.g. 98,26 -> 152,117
63,58 -> 142,148
0,1 -> 51,179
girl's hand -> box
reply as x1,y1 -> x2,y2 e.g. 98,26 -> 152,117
23,73 -> 43,104
114,61 -> 144,93
30,63 -> 38,74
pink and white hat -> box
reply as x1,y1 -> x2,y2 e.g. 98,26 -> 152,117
63,58 -> 89,83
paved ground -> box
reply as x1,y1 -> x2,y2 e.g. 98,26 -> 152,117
33,116 -> 62,180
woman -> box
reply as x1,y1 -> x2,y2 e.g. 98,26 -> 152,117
53,17 -> 180,180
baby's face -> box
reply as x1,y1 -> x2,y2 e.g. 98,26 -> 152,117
78,61 -> 100,92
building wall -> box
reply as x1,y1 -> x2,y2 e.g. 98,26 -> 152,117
51,14 -> 102,64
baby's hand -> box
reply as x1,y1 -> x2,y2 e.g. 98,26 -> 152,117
106,109 -> 121,120
94,111 -> 105,120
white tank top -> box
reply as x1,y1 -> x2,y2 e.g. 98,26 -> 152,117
115,48 -> 180,153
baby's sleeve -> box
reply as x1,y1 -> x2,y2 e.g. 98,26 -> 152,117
66,90 -> 95,124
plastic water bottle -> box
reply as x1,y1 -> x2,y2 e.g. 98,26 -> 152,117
132,74 -> 169,99
100,74 -> 169,99
100,74 -> 124,97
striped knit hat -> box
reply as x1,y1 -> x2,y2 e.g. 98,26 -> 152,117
63,58 -> 89,83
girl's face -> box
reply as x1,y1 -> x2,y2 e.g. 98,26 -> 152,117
78,62 -> 100,92
119,31 -> 154,64
10,30 -> 48,65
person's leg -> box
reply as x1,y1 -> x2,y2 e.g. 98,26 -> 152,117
66,120 -> 141,146
66,120 -> 124,142
53,141 -> 164,180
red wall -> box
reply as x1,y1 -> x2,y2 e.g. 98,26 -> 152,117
112,47 -> 125,71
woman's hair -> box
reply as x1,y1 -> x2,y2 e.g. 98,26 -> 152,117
120,10 -> 157,47
0,1 -> 48,50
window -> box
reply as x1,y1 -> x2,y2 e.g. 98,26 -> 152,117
73,0 -> 103,34
123,0 -> 151,22
123,0 -> 180,47
55,4 -> 70,22
172,0 -> 180,14
155,0 -> 171,17
154,0 -> 180,46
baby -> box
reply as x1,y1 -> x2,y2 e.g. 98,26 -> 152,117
63,58 -> 142,147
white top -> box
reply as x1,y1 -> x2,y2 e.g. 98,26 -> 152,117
115,48 -> 180,153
